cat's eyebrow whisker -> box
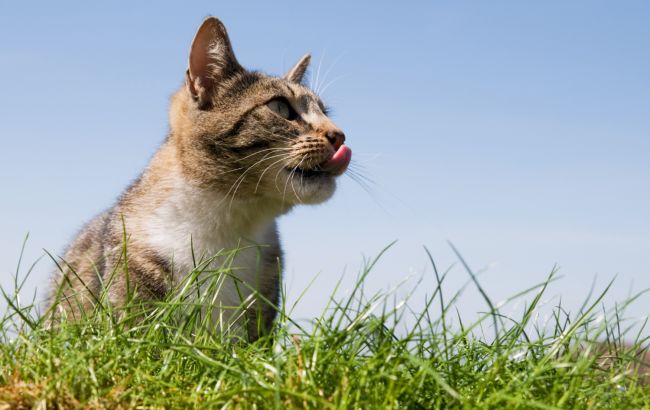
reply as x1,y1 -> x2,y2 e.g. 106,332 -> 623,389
317,73 -> 349,97
312,50 -> 326,95
314,51 -> 346,95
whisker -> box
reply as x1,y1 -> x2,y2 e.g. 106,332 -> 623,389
203,144 -> 295,179
312,50 -> 326,95
283,156 -> 307,204
273,153 -> 301,192
252,153 -> 301,195
344,166 -> 394,215
346,166 -> 376,186
347,152 -> 382,160
218,147 -> 294,176
346,171 -> 380,203
318,73 -> 350,97
232,146 -> 293,163
219,151 -> 291,208
315,51 -> 346,96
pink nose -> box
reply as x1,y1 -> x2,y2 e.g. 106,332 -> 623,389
326,129 -> 346,150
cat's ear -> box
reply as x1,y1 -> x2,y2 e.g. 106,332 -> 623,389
186,17 -> 243,108
284,53 -> 311,84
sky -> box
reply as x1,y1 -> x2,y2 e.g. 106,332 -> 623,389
1,2 -> 649,333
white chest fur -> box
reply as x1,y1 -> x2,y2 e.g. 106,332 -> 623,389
138,177 -> 282,327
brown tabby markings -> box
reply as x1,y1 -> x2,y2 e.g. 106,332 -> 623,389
50,17 -> 349,340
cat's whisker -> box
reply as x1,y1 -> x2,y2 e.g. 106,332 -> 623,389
317,73 -> 349,97
200,147 -> 293,180
346,163 -> 367,174
220,151 -> 291,208
231,146 -> 293,164
346,159 -> 372,174
344,166 -> 390,213
346,171 -> 379,202
250,153 -> 304,201
273,153 -> 300,191
281,165 -> 298,204
222,142 -> 306,209
216,148 -> 294,176
312,50 -> 326,96
226,151 -> 288,191
227,151 -> 291,196
271,151 -> 306,193
292,163 -> 308,204
346,152 -> 381,162
346,165 -> 375,186
252,152 -> 302,195
347,168 -> 374,187
283,156 -> 308,204
314,51 -> 346,96
298,158 -> 308,201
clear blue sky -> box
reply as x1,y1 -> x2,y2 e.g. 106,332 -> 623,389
1,2 -> 649,328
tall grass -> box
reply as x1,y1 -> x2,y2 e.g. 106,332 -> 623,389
0,240 -> 648,409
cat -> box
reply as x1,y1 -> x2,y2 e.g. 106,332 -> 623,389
49,16 -> 352,340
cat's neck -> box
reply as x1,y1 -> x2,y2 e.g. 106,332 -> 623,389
121,142 -> 290,270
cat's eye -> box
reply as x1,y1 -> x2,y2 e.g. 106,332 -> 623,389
266,98 -> 297,121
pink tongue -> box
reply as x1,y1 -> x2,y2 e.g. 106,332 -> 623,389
322,145 -> 352,175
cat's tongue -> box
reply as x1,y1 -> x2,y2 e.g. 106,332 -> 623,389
321,145 -> 352,175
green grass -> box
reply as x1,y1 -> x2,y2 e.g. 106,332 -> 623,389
1,241 -> 649,409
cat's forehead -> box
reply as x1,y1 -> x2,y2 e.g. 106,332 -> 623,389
255,75 -> 324,108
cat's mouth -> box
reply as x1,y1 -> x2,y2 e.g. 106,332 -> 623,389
286,145 -> 352,178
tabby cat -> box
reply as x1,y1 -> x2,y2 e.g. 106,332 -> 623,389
50,16 -> 351,340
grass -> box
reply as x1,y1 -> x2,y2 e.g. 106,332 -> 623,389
1,240 -> 649,409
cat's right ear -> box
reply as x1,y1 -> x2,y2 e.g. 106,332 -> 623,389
187,17 -> 243,108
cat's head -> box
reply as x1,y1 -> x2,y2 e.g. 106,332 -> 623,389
169,17 -> 351,207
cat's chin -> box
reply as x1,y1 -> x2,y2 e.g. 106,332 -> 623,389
283,172 -> 337,205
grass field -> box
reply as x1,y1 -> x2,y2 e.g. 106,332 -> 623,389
1,241 -> 648,409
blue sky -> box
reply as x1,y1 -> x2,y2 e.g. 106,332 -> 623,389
1,2 -> 649,328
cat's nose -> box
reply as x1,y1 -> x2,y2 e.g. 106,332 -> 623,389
325,129 -> 346,151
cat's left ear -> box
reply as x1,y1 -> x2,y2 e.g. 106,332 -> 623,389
284,53 -> 311,84
187,17 -> 243,108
